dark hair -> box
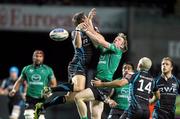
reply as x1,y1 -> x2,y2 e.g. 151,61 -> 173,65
162,57 -> 174,67
72,12 -> 86,26
123,62 -> 134,70
33,50 -> 44,57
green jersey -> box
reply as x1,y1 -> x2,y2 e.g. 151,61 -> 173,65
96,43 -> 123,81
112,78 -> 129,110
21,64 -> 55,99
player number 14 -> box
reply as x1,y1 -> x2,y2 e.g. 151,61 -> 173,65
137,79 -> 152,94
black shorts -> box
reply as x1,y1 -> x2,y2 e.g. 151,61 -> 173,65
9,94 -> 23,106
127,108 -> 150,119
89,82 -> 112,101
152,108 -> 175,119
25,95 -> 45,109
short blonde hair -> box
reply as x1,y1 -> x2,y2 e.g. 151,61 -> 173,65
138,57 -> 152,71
118,33 -> 128,52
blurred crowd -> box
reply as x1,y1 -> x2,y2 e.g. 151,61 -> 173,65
0,0 -> 176,16
0,0 -> 176,8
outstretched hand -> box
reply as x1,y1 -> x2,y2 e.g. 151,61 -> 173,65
9,89 -> 16,97
76,22 -> 90,32
108,99 -> 118,108
88,8 -> 96,20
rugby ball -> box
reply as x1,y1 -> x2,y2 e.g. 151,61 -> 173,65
49,28 -> 69,41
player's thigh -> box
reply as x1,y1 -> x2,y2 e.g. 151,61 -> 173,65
72,74 -> 86,91
90,100 -> 104,113
74,88 -> 95,102
90,100 -> 104,117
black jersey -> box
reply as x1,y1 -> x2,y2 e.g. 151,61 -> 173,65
1,78 -> 23,97
126,71 -> 155,119
1,78 -> 24,106
68,48 -> 86,80
153,75 -> 180,119
71,31 -> 97,69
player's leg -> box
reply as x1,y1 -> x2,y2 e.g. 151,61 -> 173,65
25,108 -> 45,119
43,74 -> 86,104
90,100 -> 104,119
9,105 -> 21,119
45,72 -> 86,94
65,74 -> 86,102
24,109 -> 35,119
74,88 -> 95,119
72,74 -> 86,92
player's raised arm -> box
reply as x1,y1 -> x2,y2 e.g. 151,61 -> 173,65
87,8 -> 96,29
78,22 -> 110,48
92,78 -> 129,88
74,28 -> 82,48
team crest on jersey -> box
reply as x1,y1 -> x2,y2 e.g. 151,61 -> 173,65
31,74 -> 41,81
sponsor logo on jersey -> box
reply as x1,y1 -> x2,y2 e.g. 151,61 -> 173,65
31,74 -> 41,82
159,86 -> 177,93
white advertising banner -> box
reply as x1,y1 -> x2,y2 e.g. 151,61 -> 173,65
0,4 -> 127,33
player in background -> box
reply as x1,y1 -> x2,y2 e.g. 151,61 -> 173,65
93,57 -> 155,119
107,63 -> 134,119
33,8 -> 97,119
73,19 -> 128,119
0,66 -> 26,119
151,57 -> 180,119
9,50 -> 57,119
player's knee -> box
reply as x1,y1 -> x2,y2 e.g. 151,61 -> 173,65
74,93 -> 83,103
91,111 -> 101,119
24,109 -> 34,119
74,94 -> 80,102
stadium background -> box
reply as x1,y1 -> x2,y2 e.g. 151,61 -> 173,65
0,0 -> 180,119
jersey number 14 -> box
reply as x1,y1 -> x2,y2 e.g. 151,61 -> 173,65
137,79 -> 152,94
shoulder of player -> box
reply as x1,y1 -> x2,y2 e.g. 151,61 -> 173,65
110,43 -> 123,54
41,64 -> 53,70
22,65 -> 32,71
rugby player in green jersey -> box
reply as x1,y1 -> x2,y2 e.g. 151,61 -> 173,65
74,21 -> 128,119
107,63 -> 134,119
9,50 -> 57,119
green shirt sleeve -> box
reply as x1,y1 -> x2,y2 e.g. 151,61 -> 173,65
108,43 -> 121,53
47,67 -> 55,81
20,66 -> 27,80
97,43 -> 122,54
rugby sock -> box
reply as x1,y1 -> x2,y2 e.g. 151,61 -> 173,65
51,83 -> 74,92
43,96 -> 66,109
81,117 -> 88,119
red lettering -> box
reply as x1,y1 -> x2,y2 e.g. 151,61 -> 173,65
10,8 -> 20,26
0,8 -> 7,26
22,14 -> 33,27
